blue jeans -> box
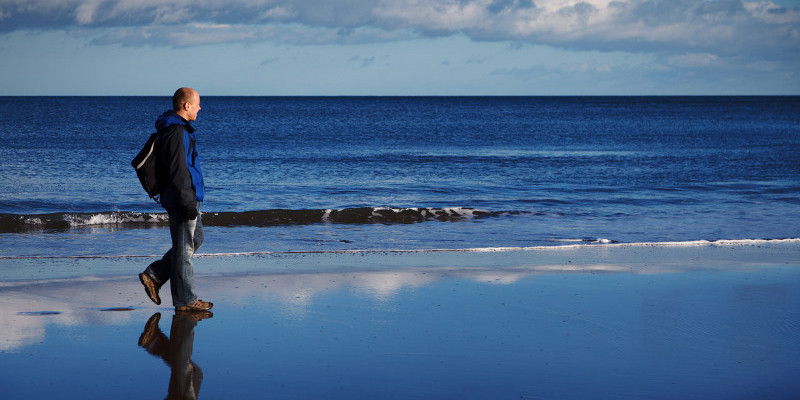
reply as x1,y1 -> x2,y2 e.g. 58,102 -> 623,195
144,208 -> 204,307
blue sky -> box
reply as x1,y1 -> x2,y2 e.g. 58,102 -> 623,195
0,0 -> 798,95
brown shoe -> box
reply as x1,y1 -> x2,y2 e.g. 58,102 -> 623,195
175,299 -> 213,312
137,312 -> 162,347
139,272 -> 161,305
175,309 -> 214,320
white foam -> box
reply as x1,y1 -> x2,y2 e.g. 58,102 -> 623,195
549,238 -> 615,244
428,207 -> 488,218
65,212 -> 166,227
3,238 -> 799,260
445,207 -> 475,217
458,238 -> 800,252
371,208 -> 389,218
348,206 -> 490,221
191,238 -> 800,256
24,218 -> 43,225
197,238 -> 800,256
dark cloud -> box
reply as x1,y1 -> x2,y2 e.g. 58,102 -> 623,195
360,55 -> 375,67
348,55 -> 377,67
487,0 -> 536,14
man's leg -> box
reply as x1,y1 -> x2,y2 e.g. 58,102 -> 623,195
193,212 -> 204,253
141,249 -> 171,305
141,214 -> 187,305
144,250 -> 171,284
169,208 -> 199,308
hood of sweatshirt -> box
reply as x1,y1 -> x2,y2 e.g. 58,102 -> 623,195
155,110 -> 194,133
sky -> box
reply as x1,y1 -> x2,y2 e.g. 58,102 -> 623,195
0,0 -> 798,95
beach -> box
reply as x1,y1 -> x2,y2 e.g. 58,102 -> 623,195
1,96 -> 798,398
1,241 -> 798,399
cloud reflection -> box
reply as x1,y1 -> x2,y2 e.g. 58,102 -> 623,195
0,260 -> 707,351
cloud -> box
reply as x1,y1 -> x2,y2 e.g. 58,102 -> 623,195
83,23 -> 415,47
360,55 -> 376,67
260,56 -> 280,66
561,60 -> 613,73
348,55 -> 378,67
491,59 -> 615,79
0,0 -> 798,63
467,56 -> 490,64
667,52 -> 719,68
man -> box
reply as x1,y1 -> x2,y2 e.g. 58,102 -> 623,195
139,87 -> 212,312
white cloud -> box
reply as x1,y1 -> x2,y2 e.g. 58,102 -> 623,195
560,60 -> 613,73
668,52 -> 719,68
0,0 -> 798,64
74,0 -> 103,24
84,23 -> 417,47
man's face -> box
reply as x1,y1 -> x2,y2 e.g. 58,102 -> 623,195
185,92 -> 201,121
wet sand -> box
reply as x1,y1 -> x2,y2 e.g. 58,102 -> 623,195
1,242 -> 799,399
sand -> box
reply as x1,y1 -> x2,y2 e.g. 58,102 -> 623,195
1,242 -> 799,399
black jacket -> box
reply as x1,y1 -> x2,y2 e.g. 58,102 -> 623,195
155,111 -> 205,212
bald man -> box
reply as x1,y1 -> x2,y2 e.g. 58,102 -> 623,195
139,87 -> 212,313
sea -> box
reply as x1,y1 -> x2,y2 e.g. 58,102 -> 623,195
0,96 -> 798,258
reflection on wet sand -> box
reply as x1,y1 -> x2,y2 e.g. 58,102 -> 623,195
0,261 -> 766,351
0,245 -> 798,399
3,243 -> 798,352
138,312 -> 212,400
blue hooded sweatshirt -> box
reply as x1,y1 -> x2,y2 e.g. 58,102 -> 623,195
155,111 -> 205,211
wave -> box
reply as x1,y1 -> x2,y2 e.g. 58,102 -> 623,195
2,238 -> 798,260
191,238 -> 800,255
0,207 -> 509,233
0,211 -> 169,233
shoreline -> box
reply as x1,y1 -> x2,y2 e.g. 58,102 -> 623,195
2,237 -> 798,260
2,241 -> 799,315
1,240 -> 798,285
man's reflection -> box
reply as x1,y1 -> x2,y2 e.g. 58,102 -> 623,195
138,311 -> 213,400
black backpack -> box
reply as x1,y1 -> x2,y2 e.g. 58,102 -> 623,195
131,131 -> 164,202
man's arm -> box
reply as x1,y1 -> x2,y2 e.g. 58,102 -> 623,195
161,126 -> 198,217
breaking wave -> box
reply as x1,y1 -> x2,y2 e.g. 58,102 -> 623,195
0,211 -> 168,233
0,207 -> 512,233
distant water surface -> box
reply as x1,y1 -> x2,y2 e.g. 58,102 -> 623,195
0,96 -> 798,257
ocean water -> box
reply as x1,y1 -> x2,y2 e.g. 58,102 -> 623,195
0,96 -> 798,257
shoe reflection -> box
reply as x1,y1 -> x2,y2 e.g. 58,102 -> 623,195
138,311 -> 213,400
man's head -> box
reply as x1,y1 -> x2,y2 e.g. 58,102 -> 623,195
172,87 -> 201,121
